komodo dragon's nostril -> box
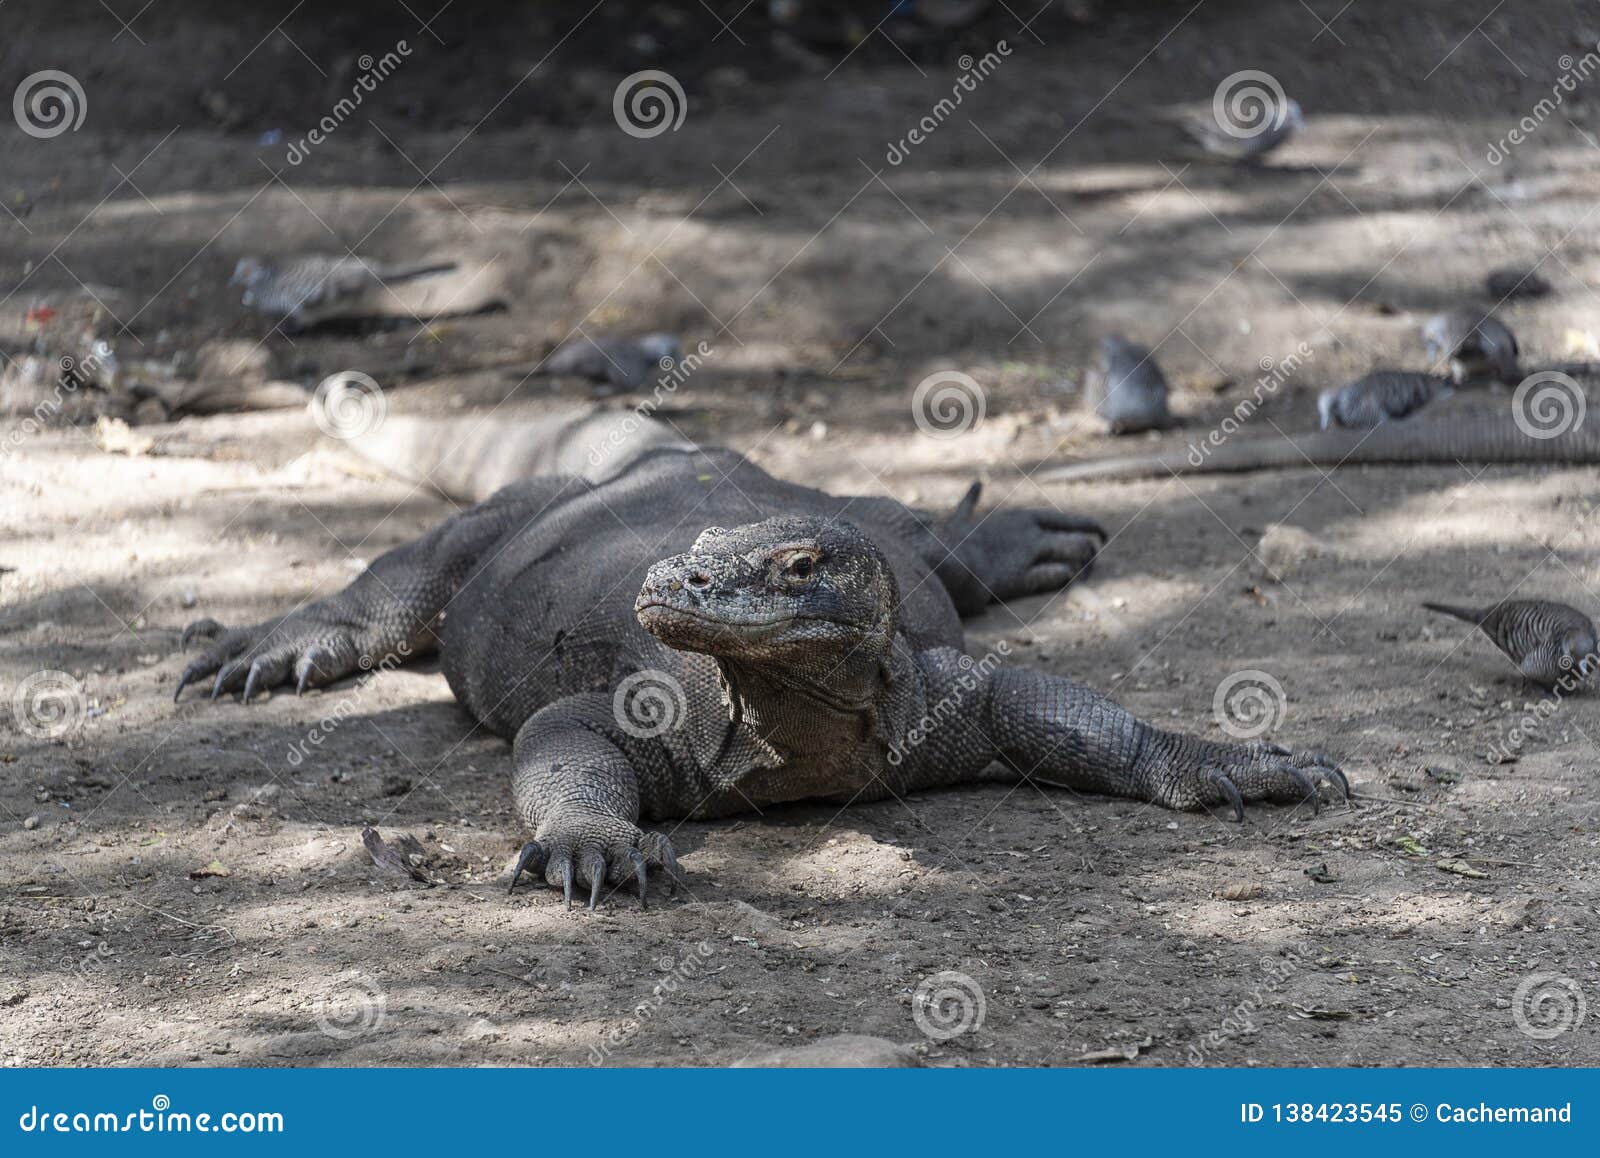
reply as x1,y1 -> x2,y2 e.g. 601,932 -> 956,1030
687,571 -> 712,588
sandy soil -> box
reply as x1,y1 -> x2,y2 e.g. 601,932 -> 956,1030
1,1 -> 1597,1067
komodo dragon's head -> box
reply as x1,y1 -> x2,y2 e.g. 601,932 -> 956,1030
635,517 -> 899,694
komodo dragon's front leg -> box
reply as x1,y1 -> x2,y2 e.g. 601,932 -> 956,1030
175,477 -> 580,701
905,651 -> 1347,819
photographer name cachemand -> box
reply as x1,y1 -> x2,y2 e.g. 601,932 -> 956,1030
1434,1102 -> 1572,1124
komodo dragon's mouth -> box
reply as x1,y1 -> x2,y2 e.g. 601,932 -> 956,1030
635,599 -> 794,635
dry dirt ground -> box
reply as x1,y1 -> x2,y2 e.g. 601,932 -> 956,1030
2,1 -> 1598,1067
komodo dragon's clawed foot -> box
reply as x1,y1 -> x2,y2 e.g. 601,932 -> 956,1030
939,490 -> 1107,606
508,814 -> 680,911
1161,739 -> 1349,822
174,614 -> 364,703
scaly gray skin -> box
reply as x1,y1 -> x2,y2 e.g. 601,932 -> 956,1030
1422,599 -> 1598,688
1085,336 -> 1171,435
1316,371 -> 1452,429
1422,311 -> 1520,385
173,448 -> 1345,909
537,334 -> 682,392
1038,415 -> 1600,482
1486,268 -> 1552,301
230,255 -> 458,331
1165,97 -> 1303,164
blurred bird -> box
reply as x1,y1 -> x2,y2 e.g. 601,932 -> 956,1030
231,255 -> 459,331
1485,268 -> 1552,301
1085,335 -> 1171,435
1422,599 -> 1598,688
1156,95 -> 1303,165
1422,311 -> 1520,384
1317,371 -> 1452,429
536,333 -> 682,392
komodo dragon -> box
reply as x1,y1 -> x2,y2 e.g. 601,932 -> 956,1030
174,440 -> 1346,909
1040,416 -> 1600,482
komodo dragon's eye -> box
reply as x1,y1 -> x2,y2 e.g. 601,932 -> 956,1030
773,549 -> 820,586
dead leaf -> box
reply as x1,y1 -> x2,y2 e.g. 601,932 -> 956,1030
1292,1006 -> 1355,1021
1304,862 -> 1339,884
189,860 -> 231,879
1396,836 -> 1430,858
362,825 -> 434,884
1436,858 -> 1490,880
1221,881 -> 1261,901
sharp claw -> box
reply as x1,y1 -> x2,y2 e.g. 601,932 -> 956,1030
562,858 -> 575,911
1208,769 -> 1245,822
210,668 -> 229,700
242,662 -> 263,705
173,673 -> 190,703
662,844 -> 680,896
181,618 -> 223,651
507,840 -> 547,895
1285,766 -> 1319,815
1325,764 -> 1351,804
588,870 -> 603,912
296,665 -> 311,695
628,849 -> 649,910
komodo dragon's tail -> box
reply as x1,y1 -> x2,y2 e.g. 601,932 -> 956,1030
344,407 -> 692,502
1038,417 -> 1600,483
1421,601 -> 1487,626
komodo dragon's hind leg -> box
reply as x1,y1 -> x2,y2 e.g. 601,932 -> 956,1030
930,483 -> 1106,615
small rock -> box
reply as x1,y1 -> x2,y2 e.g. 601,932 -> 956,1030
22,816 -> 39,830
733,1034 -> 919,1068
